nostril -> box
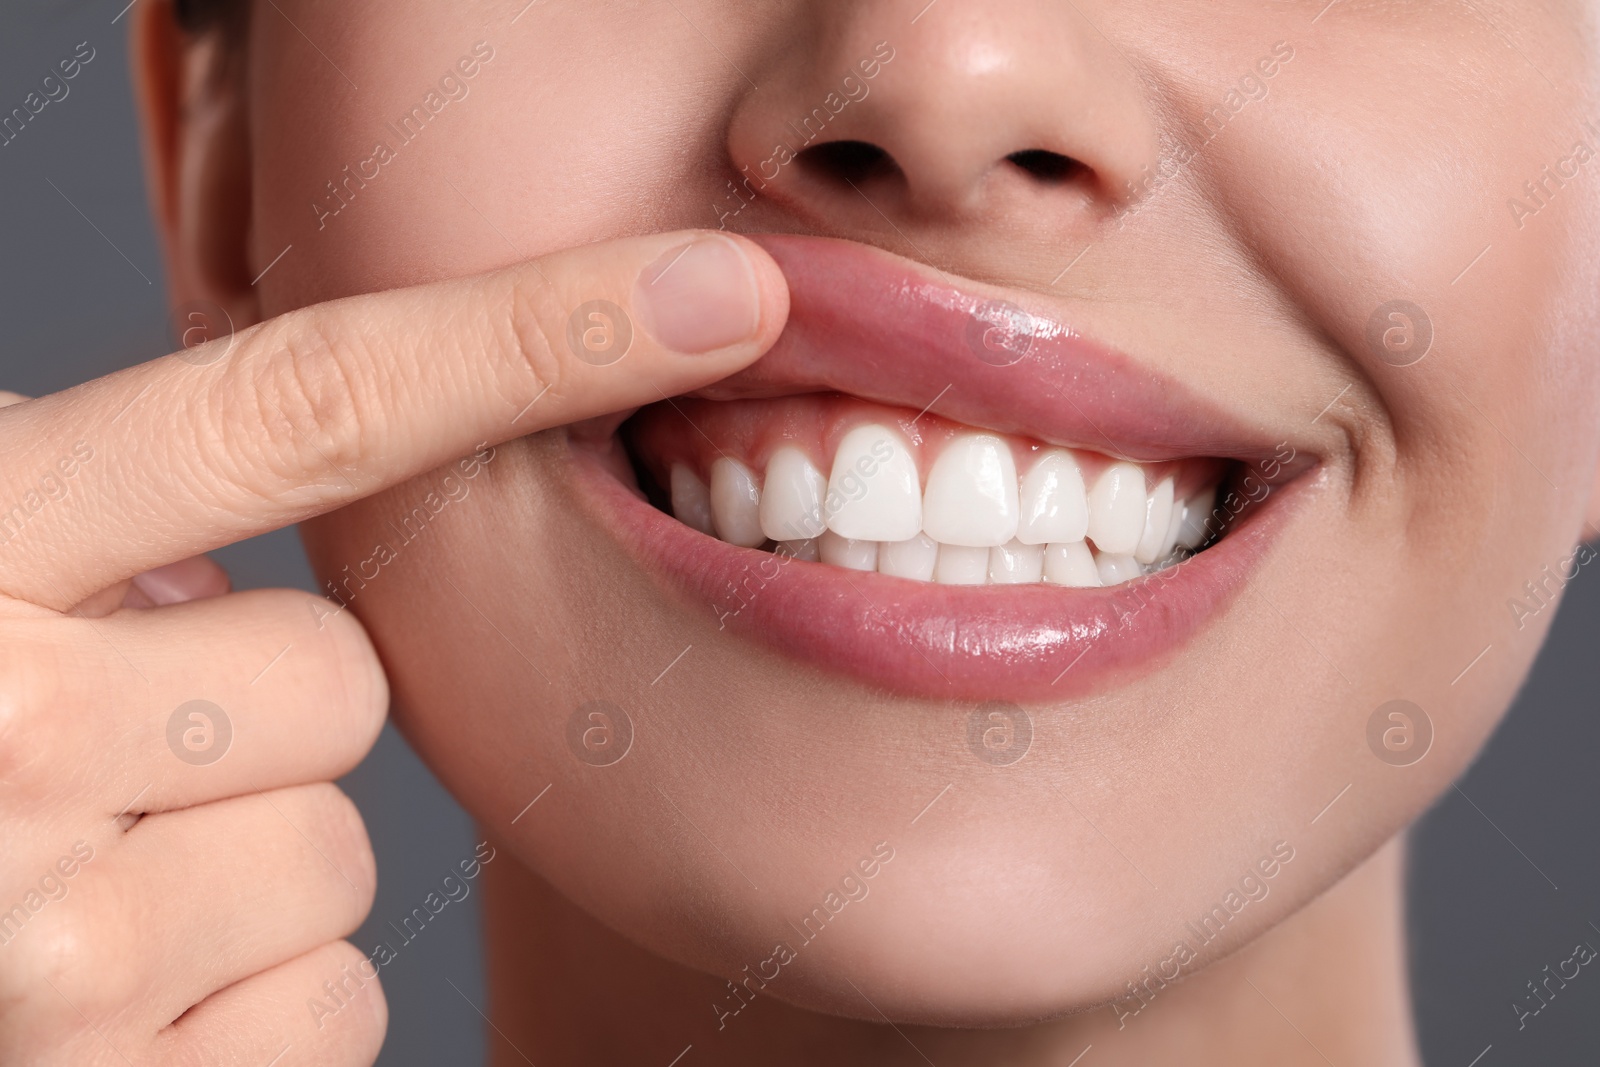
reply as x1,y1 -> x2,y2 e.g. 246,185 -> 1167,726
1006,149 -> 1086,185
796,140 -> 901,185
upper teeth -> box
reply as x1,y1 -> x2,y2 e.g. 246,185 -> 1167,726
668,424 -> 1217,587
923,433 -> 1020,547
759,446 -> 827,541
824,425 -> 923,542
1016,449 -> 1088,545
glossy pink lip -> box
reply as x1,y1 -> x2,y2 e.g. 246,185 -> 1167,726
580,455 -> 1296,702
579,235 -> 1307,701
695,234 -> 1285,463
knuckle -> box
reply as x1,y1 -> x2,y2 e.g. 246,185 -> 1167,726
287,784 -> 378,911
265,589 -> 387,761
0,630 -> 68,785
0,898 -> 138,1018
314,940 -> 389,1055
311,603 -> 388,755
505,273 -> 569,400
219,314 -> 373,491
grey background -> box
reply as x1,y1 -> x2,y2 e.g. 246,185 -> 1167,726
1,5 -> 1596,1065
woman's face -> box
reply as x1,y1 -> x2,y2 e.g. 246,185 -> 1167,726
215,0 -> 1600,1024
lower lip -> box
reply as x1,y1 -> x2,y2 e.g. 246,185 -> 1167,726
575,455 -> 1300,703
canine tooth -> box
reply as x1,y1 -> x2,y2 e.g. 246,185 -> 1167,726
1095,552 -> 1142,586
1134,477 -> 1176,564
934,544 -> 990,585
879,533 -> 939,581
923,433 -> 1019,547
826,425 -> 922,541
1016,449 -> 1088,545
990,539 -> 1045,584
819,530 -> 879,571
709,458 -> 765,547
1086,461 -> 1145,555
776,538 -> 819,562
670,464 -> 715,536
1176,485 -> 1217,549
1043,541 -> 1101,587
1160,498 -> 1185,560
760,446 -> 827,540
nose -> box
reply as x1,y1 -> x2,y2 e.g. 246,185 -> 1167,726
725,0 -> 1160,231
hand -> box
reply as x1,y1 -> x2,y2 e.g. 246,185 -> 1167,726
0,231 -> 787,1065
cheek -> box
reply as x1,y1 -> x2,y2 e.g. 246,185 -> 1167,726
250,0 -> 741,312
1183,14 -> 1600,724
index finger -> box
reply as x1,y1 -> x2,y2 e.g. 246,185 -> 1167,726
0,230 -> 788,609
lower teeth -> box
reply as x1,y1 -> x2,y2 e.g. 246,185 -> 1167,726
747,531 -> 1193,588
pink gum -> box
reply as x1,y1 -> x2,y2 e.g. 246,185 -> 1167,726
628,395 -> 1228,497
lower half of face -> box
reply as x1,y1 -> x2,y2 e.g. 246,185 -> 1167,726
275,0 -> 1600,1025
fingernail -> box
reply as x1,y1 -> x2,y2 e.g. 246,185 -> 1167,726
130,557 -> 229,606
633,236 -> 762,354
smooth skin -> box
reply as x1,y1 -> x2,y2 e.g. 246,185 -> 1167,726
0,218 -> 787,1063
43,0 -> 1600,1064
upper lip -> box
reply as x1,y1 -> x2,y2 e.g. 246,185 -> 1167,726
691,233 -> 1285,463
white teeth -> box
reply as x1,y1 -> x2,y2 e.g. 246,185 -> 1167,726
1043,541 -> 1101,587
989,539 -> 1045,584
1095,552 -> 1142,586
710,457 -> 766,547
759,446 -> 827,541
922,433 -> 1020,547
819,530 -> 879,571
1016,449 -> 1089,546
776,538 -> 820,562
670,428 -> 1225,589
1176,485 -> 1216,549
1086,461 -> 1146,556
670,464 -> 715,536
1134,477 -> 1175,565
826,425 -> 922,542
879,533 -> 939,582
1159,499 -> 1185,561
934,544 -> 990,585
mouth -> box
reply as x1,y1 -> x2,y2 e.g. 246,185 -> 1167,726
573,235 -> 1309,701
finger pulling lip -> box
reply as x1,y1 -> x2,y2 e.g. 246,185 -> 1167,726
696,233 -> 1292,464
566,233 -> 1310,701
